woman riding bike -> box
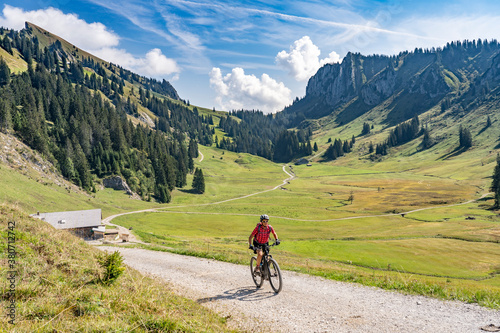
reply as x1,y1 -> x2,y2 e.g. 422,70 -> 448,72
248,214 -> 280,274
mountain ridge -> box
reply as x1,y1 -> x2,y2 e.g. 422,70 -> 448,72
24,21 -> 180,101
284,39 -> 500,127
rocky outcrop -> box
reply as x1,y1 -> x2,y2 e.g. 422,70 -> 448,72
103,176 -> 140,199
482,53 -> 500,84
291,50 -> 460,124
139,112 -> 155,128
306,52 -> 453,109
361,67 -> 397,105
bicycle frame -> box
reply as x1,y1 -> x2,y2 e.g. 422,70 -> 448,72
260,245 -> 273,279
250,242 -> 282,293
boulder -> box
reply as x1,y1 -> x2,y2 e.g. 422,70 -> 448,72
103,176 -> 140,199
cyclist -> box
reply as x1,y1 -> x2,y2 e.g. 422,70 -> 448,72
248,214 -> 280,274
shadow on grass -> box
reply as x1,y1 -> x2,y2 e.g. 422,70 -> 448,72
197,287 -> 277,304
439,146 -> 469,160
177,188 -> 200,194
477,196 -> 493,202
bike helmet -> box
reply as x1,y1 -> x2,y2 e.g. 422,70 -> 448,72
260,214 -> 269,221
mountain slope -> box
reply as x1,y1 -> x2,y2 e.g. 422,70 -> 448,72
284,40 -> 500,127
0,23 -> 219,203
25,22 -> 180,100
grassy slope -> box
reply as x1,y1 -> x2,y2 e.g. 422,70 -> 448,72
2,24 -> 499,309
0,204 -> 235,332
1,106 -> 499,310
0,47 -> 28,74
109,104 -> 500,309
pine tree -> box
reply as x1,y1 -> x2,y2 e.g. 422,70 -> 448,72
313,142 -> 318,152
459,125 -> 472,149
192,168 -> 205,194
156,184 -> 171,203
361,122 -> 371,135
490,154 -> 500,209
0,100 -> 12,133
0,57 -> 10,86
306,141 -> 312,155
421,128 -> 433,150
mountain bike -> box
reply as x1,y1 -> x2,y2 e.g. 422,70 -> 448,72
250,243 -> 283,293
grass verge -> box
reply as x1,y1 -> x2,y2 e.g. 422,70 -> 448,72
0,204 -> 237,332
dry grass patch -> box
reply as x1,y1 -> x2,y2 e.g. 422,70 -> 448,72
0,204 -> 236,332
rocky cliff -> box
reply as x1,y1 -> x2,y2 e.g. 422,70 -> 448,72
284,40 -> 500,126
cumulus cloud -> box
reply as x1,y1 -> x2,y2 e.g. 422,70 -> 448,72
209,67 -> 292,114
0,5 -> 119,50
94,47 -> 179,77
0,5 -> 180,78
276,36 -> 340,81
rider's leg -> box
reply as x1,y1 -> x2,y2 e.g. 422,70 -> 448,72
255,249 -> 263,270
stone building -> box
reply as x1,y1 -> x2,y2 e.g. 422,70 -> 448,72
32,209 -> 103,240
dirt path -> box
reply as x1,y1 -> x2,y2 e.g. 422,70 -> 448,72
97,169 -> 499,332
102,165 -> 491,237
101,165 -> 295,229
99,246 -> 499,333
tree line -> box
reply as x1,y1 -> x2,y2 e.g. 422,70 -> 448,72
216,110 -> 313,162
0,26 -> 208,202
323,136 -> 355,161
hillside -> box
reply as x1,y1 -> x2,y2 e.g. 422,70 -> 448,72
0,204 -> 235,331
0,21 -> 499,321
0,23 -> 217,204
25,22 -> 180,100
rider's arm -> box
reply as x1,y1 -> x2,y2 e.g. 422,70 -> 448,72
271,227 -> 278,241
249,226 -> 258,246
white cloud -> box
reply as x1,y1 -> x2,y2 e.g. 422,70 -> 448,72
93,47 -> 179,77
0,5 -> 119,50
0,5 -> 180,78
276,36 -> 340,81
140,49 -> 180,76
209,67 -> 292,114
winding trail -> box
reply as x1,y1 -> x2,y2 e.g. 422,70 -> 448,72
102,164 -> 490,225
102,165 -> 295,226
97,165 -> 500,332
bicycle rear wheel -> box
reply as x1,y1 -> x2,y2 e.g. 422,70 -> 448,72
268,258 -> 283,293
250,256 -> 264,288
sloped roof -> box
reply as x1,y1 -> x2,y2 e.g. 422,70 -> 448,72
32,209 -> 102,230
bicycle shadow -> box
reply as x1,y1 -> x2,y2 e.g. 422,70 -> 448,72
197,286 -> 277,304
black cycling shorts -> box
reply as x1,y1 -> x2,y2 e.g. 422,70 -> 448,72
253,240 -> 268,253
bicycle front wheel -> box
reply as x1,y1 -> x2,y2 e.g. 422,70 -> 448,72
250,256 -> 264,288
268,258 -> 283,293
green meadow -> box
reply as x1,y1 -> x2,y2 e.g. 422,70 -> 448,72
110,143 -> 500,309
0,160 -> 159,217
1,131 -> 499,309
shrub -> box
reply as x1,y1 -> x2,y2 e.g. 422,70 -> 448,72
98,251 -> 125,285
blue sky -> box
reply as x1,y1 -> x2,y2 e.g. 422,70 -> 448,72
1,0 -> 500,113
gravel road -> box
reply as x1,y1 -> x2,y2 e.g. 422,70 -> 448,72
99,246 -> 499,333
